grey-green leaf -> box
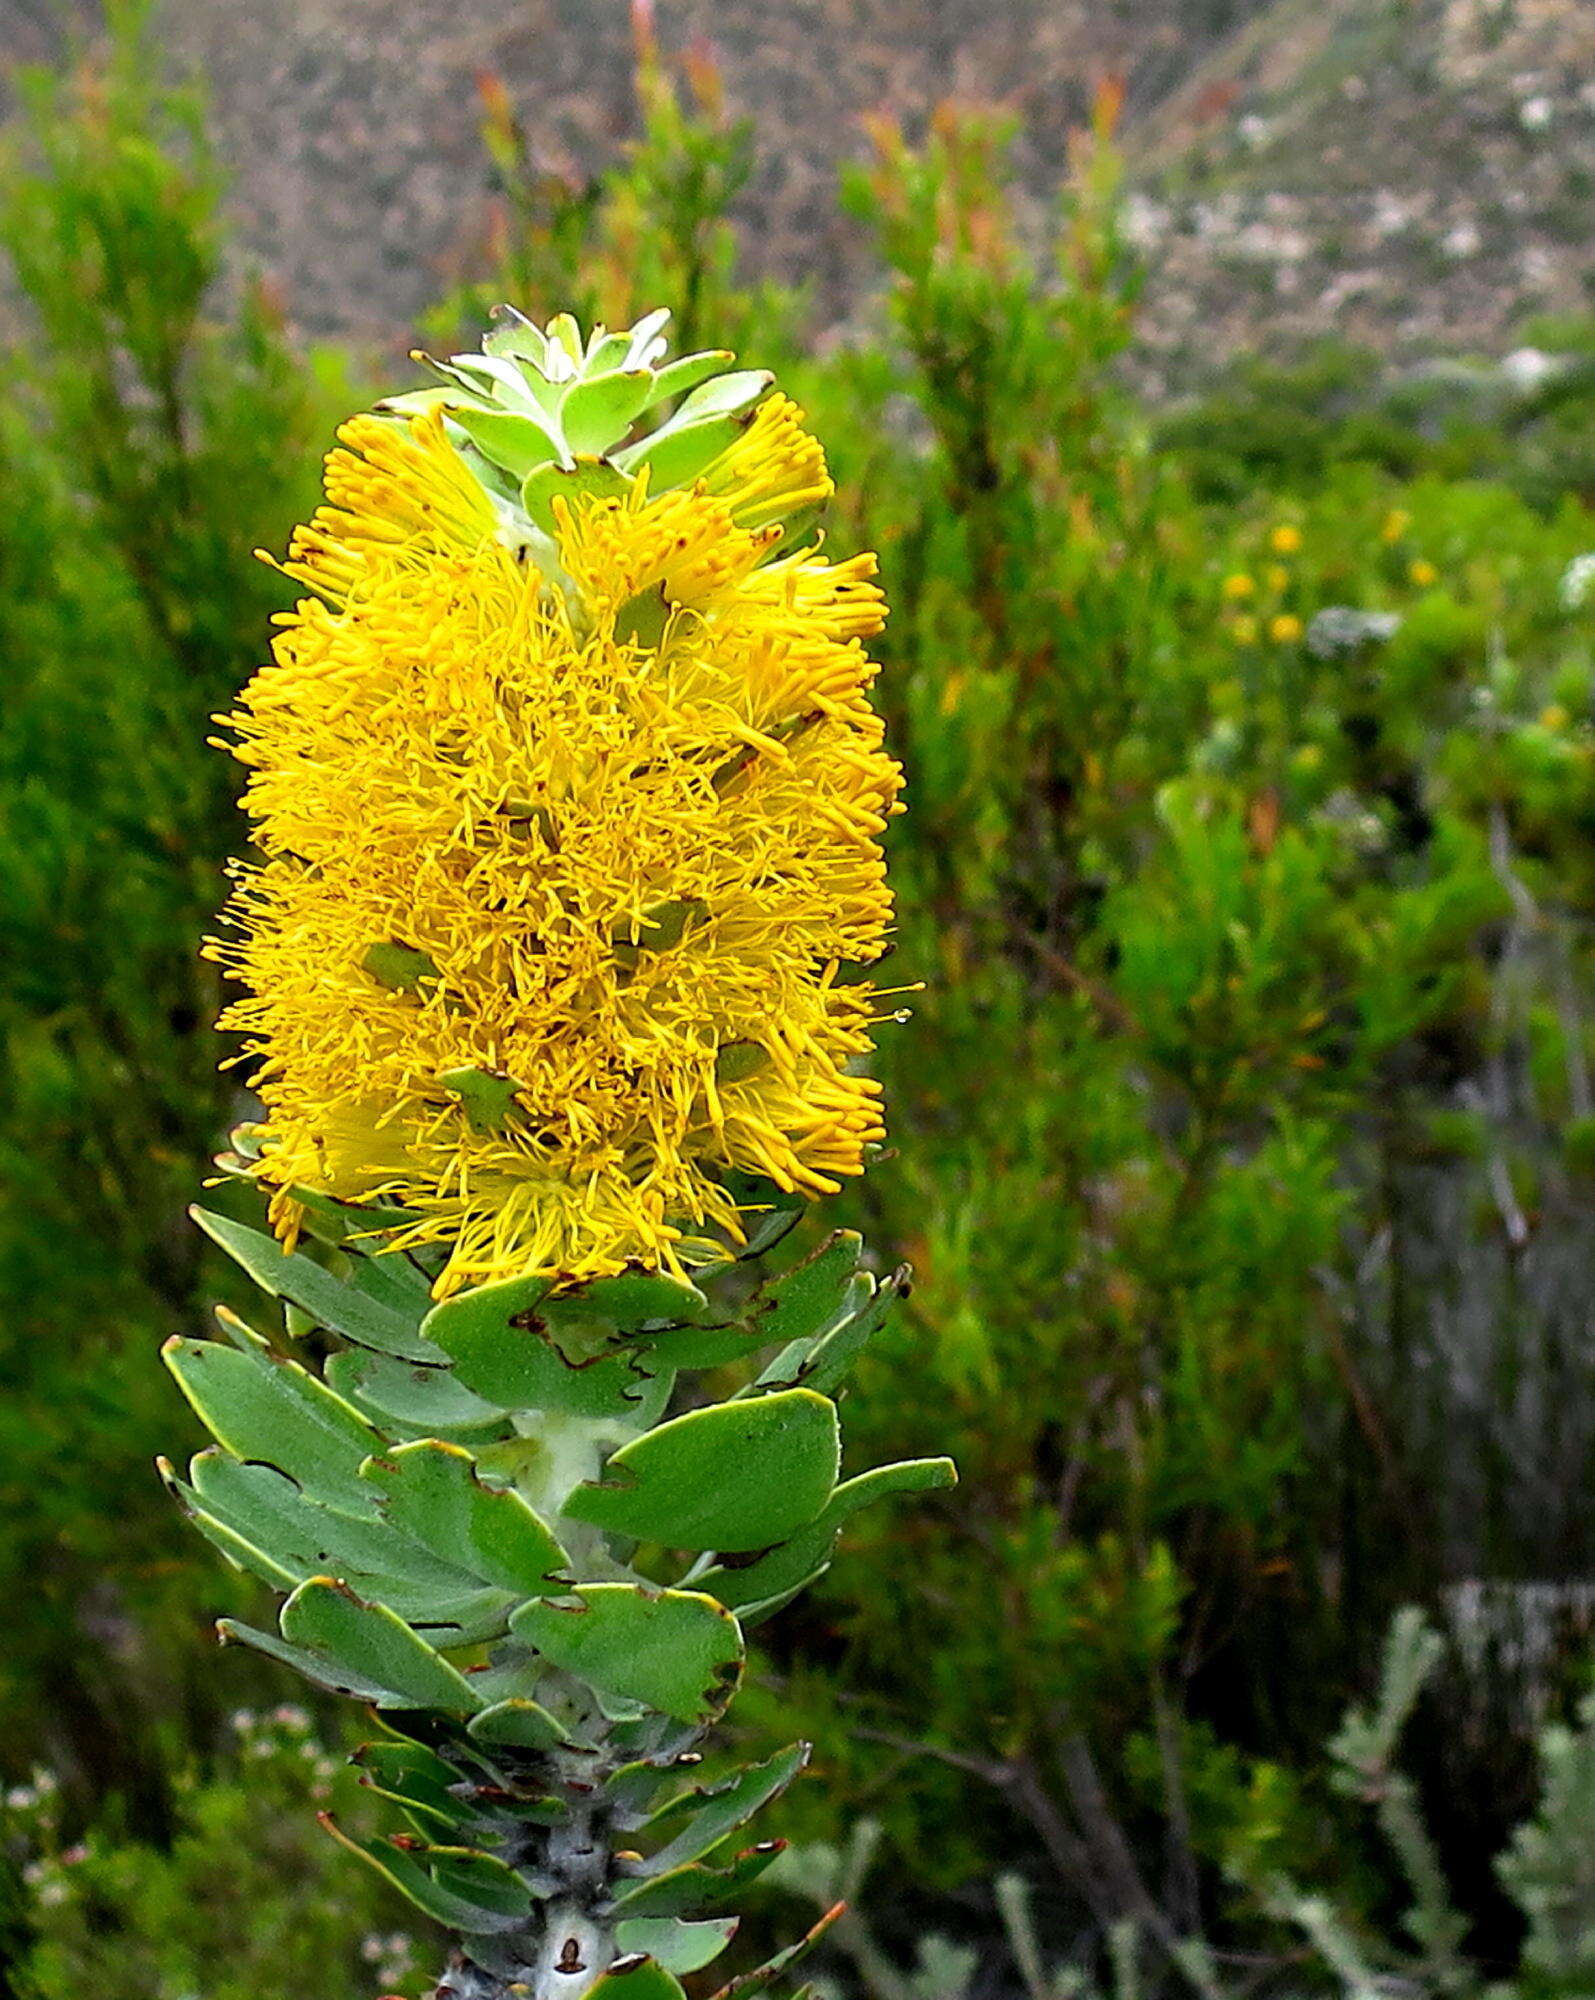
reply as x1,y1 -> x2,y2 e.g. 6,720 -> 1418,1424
629,1744 -> 808,1880
278,1578 -> 483,1711
521,456 -> 632,535
561,368 -> 656,456
448,404 -> 567,477
360,1439 -> 570,1596
564,1390 -> 838,1552
616,414 -> 747,493
319,1819 -> 537,1934
512,1584 -> 743,1724
163,1337 -> 382,1515
189,1207 -> 442,1363
614,1916 -> 739,1974
648,351 -> 735,404
324,1349 -> 507,1440
421,1273 -> 674,1423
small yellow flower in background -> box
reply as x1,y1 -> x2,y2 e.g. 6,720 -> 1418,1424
1269,524 -> 1302,556
1269,613 -> 1304,643
1381,508 -> 1411,544
1232,614 -> 1259,645
1266,563 -> 1291,591
1223,572 -> 1256,601
212,311 -> 902,1295
1408,558 -> 1439,587
1541,704 -> 1570,731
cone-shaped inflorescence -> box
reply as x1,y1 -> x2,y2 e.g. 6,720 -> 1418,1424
211,306 -> 902,1298
168,312 -> 949,2000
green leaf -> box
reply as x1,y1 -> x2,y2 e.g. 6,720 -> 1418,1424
172,1469 -> 512,1646
483,308 -> 545,366
709,1906 -> 844,2000
586,1961 -> 688,2000
614,1916 -> 739,1974
752,1232 -> 864,1357
319,1816 -> 539,1933
373,387 -> 456,417
219,1617 -> 417,1705
669,370 -> 773,423
648,351 -> 735,404
789,1269 -> 908,1396
278,1578 -> 485,1711
646,1322 -> 762,1370
714,1042 -> 769,1085
466,1697 -> 572,1752
615,584 -> 672,650
448,404 -> 566,477
550,1269 -> 710,1332
616,414 -> 748,494
186,1452 -> 474,1594
607,1841 -> 787,1919
360,1439 -> 570,1596
564,1390 -> 838,1551
696,1457 -> 957,1618
163,1337 -> 383,1515
512,1585 -> 743,1723
354,1740 -> 472,1835
189,1207 -> 443,1363
611,898 -> 710,966
630,1745 -> 808,1879
521,456 -> 632,535
324,1349 -> 508,1439
362,940 -> 441,992
561,368 -> 656,455
437,1066 -> 523,1134
422,1274 -> 674,1422
417,350 -> 543,411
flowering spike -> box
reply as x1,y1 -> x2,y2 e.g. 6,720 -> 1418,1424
209,311 -> 902,1298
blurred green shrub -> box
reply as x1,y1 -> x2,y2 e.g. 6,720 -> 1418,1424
1,1706 -> 423,2000
0,0 -> 347,1811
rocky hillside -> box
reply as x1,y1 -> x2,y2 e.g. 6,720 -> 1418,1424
3,0 -> 1592,371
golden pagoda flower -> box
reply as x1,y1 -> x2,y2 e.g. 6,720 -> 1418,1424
210,309 -> 903,1296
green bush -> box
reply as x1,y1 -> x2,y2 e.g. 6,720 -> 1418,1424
0,0 -> 349,1812
7,11 -> 1595,1998
2,1706 -> 424,2000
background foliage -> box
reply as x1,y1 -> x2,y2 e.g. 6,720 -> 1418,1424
4,6 -> 1595,1996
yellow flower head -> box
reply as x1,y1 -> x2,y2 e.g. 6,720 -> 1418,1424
1222,572 -> 1256,601
1268,524 -> 1302,556
212,311 -> 902,1296
1268,613 -> 1304,644
1380,508 -> 1411,544
1408,558 -> 1439,588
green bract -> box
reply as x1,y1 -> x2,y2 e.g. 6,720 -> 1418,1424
165,1156 -> 953,2000
384,306 -> 773,567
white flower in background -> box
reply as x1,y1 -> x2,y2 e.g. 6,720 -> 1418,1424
1306,607 -> 1401,659
1501,347 -> 1560,393
1560,553 -> 1595,611
1519,95 -> 1553,131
